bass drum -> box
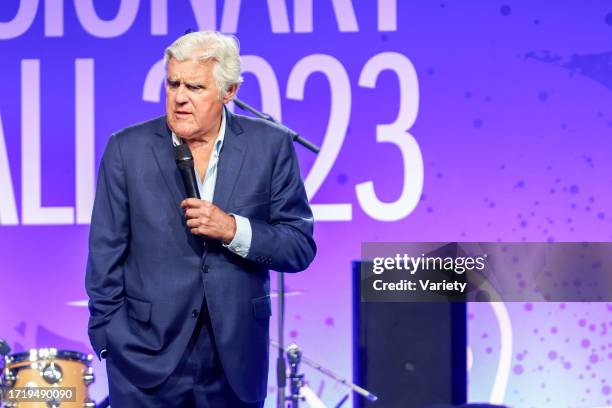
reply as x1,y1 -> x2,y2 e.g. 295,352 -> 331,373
1,348 -> 95,407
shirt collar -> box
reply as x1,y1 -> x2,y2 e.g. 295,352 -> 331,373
171,108 -> 226,156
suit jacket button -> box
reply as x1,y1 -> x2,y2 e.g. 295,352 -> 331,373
202,265 -> 209,273
192,309 -> 199,318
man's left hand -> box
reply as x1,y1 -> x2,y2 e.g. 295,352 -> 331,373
181,198 -> 237,244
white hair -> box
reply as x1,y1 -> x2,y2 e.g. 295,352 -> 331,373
164,30 -> 244,98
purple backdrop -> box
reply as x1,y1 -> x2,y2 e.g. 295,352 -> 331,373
1,1 -> 611,406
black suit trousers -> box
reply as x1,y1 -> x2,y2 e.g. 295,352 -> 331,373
105,305 -> 265,408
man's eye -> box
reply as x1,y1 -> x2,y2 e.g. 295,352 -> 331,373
187,85 -> 204,91
167,80 -> 179,88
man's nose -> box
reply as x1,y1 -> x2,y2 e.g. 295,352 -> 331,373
175,85 -> 188,104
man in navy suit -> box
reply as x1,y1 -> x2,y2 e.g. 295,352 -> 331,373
85,31 -> 316,407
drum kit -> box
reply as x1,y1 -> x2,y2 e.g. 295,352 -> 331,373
0,339 -> 96,408
0,285 -> 377,408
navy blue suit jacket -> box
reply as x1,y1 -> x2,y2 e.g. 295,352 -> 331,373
85,111 -> 316,402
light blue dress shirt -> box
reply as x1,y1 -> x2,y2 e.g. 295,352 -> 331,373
172,109 -> 252,258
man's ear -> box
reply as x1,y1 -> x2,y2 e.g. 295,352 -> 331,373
222,84 -> 238,104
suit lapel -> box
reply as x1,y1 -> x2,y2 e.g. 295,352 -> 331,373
150,111 -> 246,214
213,109 -> 246,211
151,117 -> 186,217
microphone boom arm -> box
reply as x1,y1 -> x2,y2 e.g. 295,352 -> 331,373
232,98 -> 320,154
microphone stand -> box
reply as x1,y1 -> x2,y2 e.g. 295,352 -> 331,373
233,98 -> 320,154
233,97 -> 320,408
271,340 -> 379,404
0,338 -> 10,356
277,272 -> 286,408
0,338 -> 11,406
286,344 -> 304,407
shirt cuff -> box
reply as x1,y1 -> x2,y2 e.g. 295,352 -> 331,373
223,214 -> 252,258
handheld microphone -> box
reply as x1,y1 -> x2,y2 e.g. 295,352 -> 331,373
174,144 -> 201,199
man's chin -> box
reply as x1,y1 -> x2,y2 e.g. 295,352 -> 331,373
167,122 -> 195,139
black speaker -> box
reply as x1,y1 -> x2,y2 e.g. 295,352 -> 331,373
353,261 -> 467,408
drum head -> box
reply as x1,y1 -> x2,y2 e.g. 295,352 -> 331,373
6,348 -> 92,365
